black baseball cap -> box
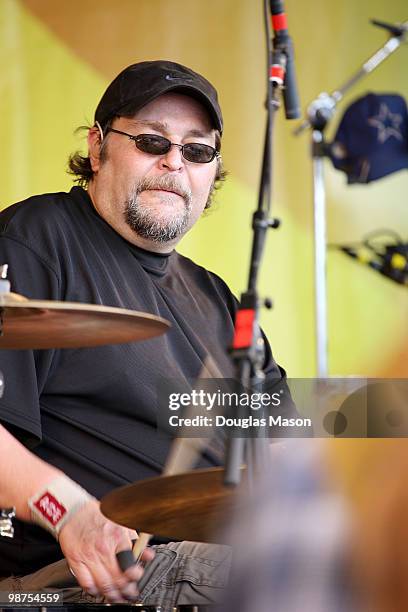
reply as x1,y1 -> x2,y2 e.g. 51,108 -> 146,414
94,60 -> 223,134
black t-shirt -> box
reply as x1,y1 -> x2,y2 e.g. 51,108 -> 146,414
0,186 -> 285,575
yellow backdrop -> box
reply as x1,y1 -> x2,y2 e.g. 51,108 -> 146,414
0,0 -> 407,380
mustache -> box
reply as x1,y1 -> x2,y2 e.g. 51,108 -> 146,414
135,175 -> 192,201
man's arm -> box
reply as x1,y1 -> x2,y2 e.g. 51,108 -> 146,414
0,424 -> 151,602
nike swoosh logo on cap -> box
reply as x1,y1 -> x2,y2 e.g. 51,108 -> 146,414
165,74 -> 193,82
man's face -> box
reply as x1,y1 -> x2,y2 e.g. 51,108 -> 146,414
88,92 -> 218,252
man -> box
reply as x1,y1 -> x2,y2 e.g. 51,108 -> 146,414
0,61 -> 286,609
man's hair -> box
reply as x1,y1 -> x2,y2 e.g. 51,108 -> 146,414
68,109 -> 227,210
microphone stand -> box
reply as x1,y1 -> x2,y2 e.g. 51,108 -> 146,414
224,0 -> 300,487
294,19 -> 408,377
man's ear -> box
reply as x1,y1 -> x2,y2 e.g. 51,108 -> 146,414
88,124 -> 104,172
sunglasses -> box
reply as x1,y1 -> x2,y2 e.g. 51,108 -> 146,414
105,127 -> 219,164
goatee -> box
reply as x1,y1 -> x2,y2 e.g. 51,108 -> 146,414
124,175 -> 193,243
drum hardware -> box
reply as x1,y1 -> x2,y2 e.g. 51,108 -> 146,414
0,507 -> 16,538
36,606 -> 163,611
176,607 -> 221,612
31,606 -> 218,610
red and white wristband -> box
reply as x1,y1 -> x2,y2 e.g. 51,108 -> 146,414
28,476 -> 95,539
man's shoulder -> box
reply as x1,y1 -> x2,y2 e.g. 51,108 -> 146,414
0,188 -> 81,232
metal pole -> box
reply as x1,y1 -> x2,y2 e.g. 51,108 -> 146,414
312,131 -> 328,377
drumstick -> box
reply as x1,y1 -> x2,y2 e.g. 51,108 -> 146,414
132,532 -> 152,562
119,354 -> 224,570
130,436 -> 214,562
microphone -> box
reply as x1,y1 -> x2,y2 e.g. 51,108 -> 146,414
269,0 -> 301,119
338,242 -> 408,286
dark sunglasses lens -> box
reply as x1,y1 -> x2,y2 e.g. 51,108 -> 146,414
136,134 -> 170,155
183,143 -> 215,163
135,134 -> 216,163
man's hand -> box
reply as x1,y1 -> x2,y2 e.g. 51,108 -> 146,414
0,425 -> 153,602
58,499 -> 153,602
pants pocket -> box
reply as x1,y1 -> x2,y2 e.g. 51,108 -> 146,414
140,541 -> 231,612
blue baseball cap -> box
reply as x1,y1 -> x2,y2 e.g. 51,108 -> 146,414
330,93 -> 408,183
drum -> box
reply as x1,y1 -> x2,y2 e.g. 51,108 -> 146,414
176,607 -> 221,611
2,606 -> 162,612
10,605 -> 220,612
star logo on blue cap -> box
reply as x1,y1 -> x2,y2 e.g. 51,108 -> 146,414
367,103 -> 403,144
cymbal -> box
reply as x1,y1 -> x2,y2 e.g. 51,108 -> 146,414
0,292 -> 170,349
100,467 -> 245,544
